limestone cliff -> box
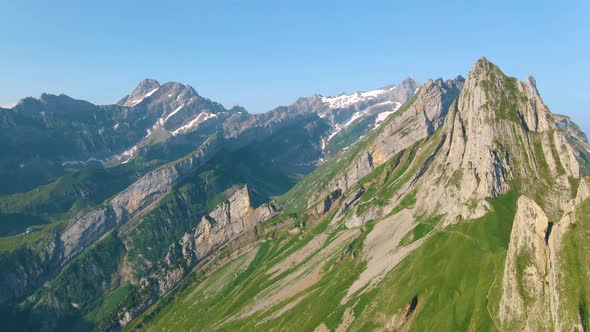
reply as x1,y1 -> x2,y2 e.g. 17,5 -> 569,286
411,58 -> 579,222
0,135 -> 221,307
116,185 -> 277,327
61,134 -> 222,262
499,196 -> 554,330
308,76 -> 463,208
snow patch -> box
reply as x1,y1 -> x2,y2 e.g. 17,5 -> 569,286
321,86 -> 396,109
370,100 -> 394,107
374,102 -> 402,127
172,112 -> 217,135
327,111 -> 364,141
145,87 -> 159,98
129,86 -> 160,106
117,145 -> 138,164
375,111 -> 395,126
343,111 -> 364,128
113,123 -> 158,163
164,104 -> 185,122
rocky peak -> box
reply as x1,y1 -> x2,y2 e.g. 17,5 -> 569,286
459,57 -> 552,132
522,75 -> 542,99
526,75 -> 537,88
119,78 -> 161,106
446,75 -> 465,90
412,58 -> 581,222
229,105 -> 248,113
470,57 -> 497,77
397,77 -> 420,95
306,75 -> 460,210
134,78 -> 160,95
158,82 -> 200,104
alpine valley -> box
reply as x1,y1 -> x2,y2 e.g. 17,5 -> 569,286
1,58 -> 589,332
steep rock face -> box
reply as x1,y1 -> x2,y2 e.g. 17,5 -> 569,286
326,58 -> 583,234
271,78 -> 420,161
307,77 -> 463,207
498,187 -> 589,331
315,77 -> 420,129
368,77 -> 462,166
118,79 -> 161,107
0,233 -> 63,304
315,189 -> 342,216
0,93 -> 331,307
413,58 -> 580,221
499,196 -> 555,330
116,185 -> 277,327
106,59 -> 589,331
575,178 -> 590,206
112,80 -> 229,163
0,136 -> 222,306
178,186 -> 277,267
554,113 -> 590,176
19,185 -> 277,330
60,135 -> 222,262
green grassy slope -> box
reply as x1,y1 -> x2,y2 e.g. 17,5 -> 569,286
125,191 -> 518,331
278,91 -> 421,213
558,197 -> 590,329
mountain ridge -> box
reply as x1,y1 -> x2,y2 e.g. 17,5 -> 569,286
0,58 -> 589,331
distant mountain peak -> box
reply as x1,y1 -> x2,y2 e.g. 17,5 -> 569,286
399,77 -> 420,87
318,77 -> 420,110
469,56 -> 502,79
117,79 -> 204,108
119,78 -> 161,106
134,78 -> 160,93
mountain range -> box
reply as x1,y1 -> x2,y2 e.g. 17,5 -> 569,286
1,58 -> 589,331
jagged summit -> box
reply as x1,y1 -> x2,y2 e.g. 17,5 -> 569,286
132,78 -> 160,94
1,58 -> 589,332
118,78 -> 161,106
118,78 -> 202,108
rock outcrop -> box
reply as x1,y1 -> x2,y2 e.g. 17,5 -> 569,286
177,186 -> 277,267
499,196 -> 554,330
118,79 -> 162,107
0,136 -> 222,307
315,189 -> 342,216
60,135 -> 222,262
412,58 -> 580,222
308,76 -> 463,208
554,113 -> 590,176
115,185 -> 277,327
499,184 -> 589,331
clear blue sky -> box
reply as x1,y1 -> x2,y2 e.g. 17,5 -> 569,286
1,0 -> 588,133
